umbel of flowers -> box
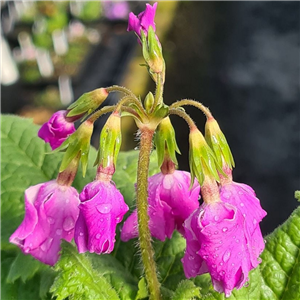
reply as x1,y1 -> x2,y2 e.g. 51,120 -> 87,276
10,3 -> 266,300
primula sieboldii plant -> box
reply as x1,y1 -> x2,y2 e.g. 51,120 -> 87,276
9,3 -> 267,299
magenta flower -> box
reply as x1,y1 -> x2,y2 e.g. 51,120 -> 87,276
120,171 -> 200,242
38,110 -> 76,150
102,1 -> 129,20
127,2 -> 157,37
74,180 -> 129,254
182,201 -> 253,297
220,180 -> 267,269
9,180 -> 80,266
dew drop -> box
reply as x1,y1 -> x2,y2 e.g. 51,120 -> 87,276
263,239 -> 267,244
178,183 -> 183,189
212,264 -> 216,268
223,192 -> 231,199
96,233 -> 101,239
96,203 -> 112,214
231,263 -> 235,266
63,217 -> 75,231
24,247 -> 30,253
215,247 -> 219,251
203,244 -> 207,248
223,250 -> 231,262
100,218 -> 104,222
189,255 -> 194,261
219,270 -> 226,276
47,217 -> 54,224
244,281 -> 250,288
238,191 -> 243,195
236,239 -> 240,243
253,218 -> 257,225
222,227 -> 228,232
220,262 -> 223,266
232,235 -> 236,239
56,228 -> 62,235
214,231 -> 218,235
191,270 -> 196,274
213,254 -> 218,258
240,202 -> 244,207
41,238 -> 53,252
257,257 -> 262,263
106,217 -> 109,221
79,232 -> 84,236
243,213 -> 246,217
219,241 -> 223,244
203,255 -> 209,259
214,215 -> 219,221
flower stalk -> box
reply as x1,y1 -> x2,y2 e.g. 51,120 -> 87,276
136,127 -> 161,300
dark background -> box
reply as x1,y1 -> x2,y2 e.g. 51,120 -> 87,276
161,1 -> 300,235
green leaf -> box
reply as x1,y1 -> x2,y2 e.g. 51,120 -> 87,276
195,206 -> 300,300
172,280 -> 201,300
50,241 -> 120,300
135,278 -> 149,300
7,252 -> 46,283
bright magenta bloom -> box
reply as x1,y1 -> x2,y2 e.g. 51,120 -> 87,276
9,181 -> 80,266
120,171 -> 200,242
38,110 -> 75,150
74,180 -> 129,254
182,201 -> 252,297
127,2 -> 157,37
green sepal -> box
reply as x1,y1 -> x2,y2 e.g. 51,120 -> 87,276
147,26 -> 164,74
144,92 -> 155,112
155,117 -> 180,167
58,121 -> 93,177
205,118 -> 235,169
94,113 -> 122,170
67,88 -> 108,118
152,103 -> 169,120
189,129 -> 221,186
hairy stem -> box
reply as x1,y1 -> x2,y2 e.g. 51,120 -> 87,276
169,108 -> 197,130
136,128 -> 161,300
106,85 -> 140,102
152,73 -> 164,112
170,99 -> 212,119
88,106 -> 116,123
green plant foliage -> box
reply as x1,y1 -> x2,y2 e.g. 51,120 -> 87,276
1,115 -> 299,300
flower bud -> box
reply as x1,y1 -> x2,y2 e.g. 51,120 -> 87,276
205,117 -> 235,169
67,88 -> 108,119
94,112 -> 122,174
144,92 -> 155,112
57,120 -> 93,177
155,117 -> 180,168
189,128 -> 220,186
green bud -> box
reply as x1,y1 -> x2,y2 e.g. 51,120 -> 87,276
155,117 -> 180,167
144,92 -> 155,112
189,128 -> 221,186
205,118 -> 235,169
67,88 -> 108,118
57,120 -> 93,177
94,112 -> 122,174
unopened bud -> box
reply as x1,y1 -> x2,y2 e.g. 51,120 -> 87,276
144,92 -> 155,112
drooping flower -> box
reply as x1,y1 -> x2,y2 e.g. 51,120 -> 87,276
120,170 -> 200,242
74,179 -> 129,254
38,110 -> 76,150
127,2 -> 157,37
9,180 -> 80,266
182,201 -> 253,297
219,168 -> 267,268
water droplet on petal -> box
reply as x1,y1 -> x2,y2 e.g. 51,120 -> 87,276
203,244 -> 207,248
240,202 -> 244,207
219,270 -> 226,276
41,238 -> 53,252
231,263 -> 235,266
244,281 -> 250,288
243,213 -> 246,217
63,217 -> 75,231
96,203 -> 112,214
264,239 -> 267,244
233,235 -> 236,239
215,247 -> 219,251
79,232 -> 84,236
178,183 -> 183,189
47,217 -> 54,224
214,215 -> 219,221
24,247 -> 30,253
236,239 -> 240,243
222,227 -> 228,232
96,233 -> 101,239
257,257 -> 262,263
220,262 -> 223,266
212,264 -> 216,268
214,231 -> 218,235
203,255 -> 209,259
100,218 -> 104,222
253,218 -> 257,225
238,191 -> 243,195
223,191 -> 231,199
189,255 -> 194,261
213,254 -> 218,258
56,229 -> 62,235
223,250 -> 231,262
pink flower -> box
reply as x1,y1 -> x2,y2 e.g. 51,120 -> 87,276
103,1 -> 129,20
74,180 -> 129,254
220,181 -> 267,269
127,2 -> 157,37
182,201 -> 252,297
9,181 -> 80,266
38,110 -> 76,150
120,171 -> 200,242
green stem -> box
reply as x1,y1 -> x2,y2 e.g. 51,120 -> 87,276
88,105 -> 116,123
151,73 -> 163,112
115,95 -> 147,119
169,108 -> 197,130
106,85 -> 140,102
136,128 -> 161,300
170,99 -> 212,118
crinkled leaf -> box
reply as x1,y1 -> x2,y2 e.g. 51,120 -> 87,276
50,241 -> 120,300
172,280 -> 201,300
135,278 -> 149,300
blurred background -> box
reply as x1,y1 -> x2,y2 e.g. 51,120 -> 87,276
1,1 -> 299,235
